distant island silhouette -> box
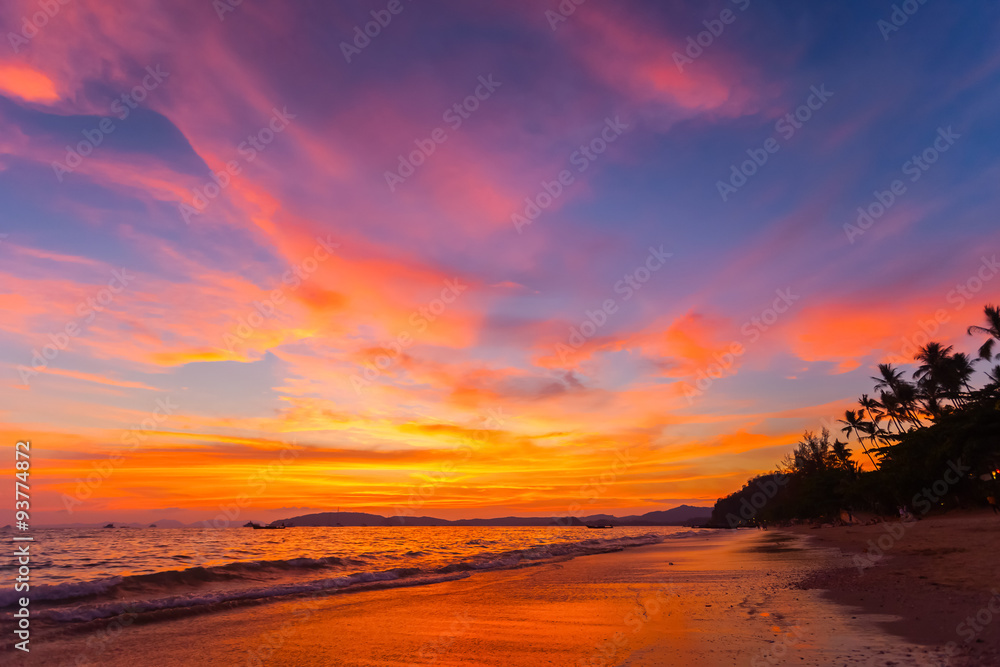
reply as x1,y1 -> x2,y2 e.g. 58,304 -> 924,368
270,505 -> 711,528
36,505 -> 712,529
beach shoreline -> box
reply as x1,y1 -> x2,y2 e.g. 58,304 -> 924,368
6,528 -> 964,666
783,510 -> 1000,665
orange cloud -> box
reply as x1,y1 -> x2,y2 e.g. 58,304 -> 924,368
42,367 -> 160,391
789,295 -> 975,371
0,64 -> 59,103
559,6 -> 754,115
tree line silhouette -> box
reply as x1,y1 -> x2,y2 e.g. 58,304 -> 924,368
711,304 -> 1000,527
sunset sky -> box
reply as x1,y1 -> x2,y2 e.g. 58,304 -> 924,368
1,0 -> 998,525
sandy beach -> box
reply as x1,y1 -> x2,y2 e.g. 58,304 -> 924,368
12,528 -> 965,667
788,510 -> 1000,666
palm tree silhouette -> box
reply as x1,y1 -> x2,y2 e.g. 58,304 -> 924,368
872,363 -> 905,394
951,352 -> 977,405
913,342 -> 959,416
967,304 -> 1000,361
858,393 -> 880,424
858,394 -> 886,440
878,391 -> 908,433
985,364 -> 1000,395
871,363 -> 921,428
839,408 -> 879,470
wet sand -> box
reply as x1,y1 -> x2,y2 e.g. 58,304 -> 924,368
788,510 -> 1000,666
16,530 -> 956,666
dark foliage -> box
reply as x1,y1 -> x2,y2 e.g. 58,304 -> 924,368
711,305 -> 1000,525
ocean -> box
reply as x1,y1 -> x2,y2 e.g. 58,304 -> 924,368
3,526 -> 706,629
